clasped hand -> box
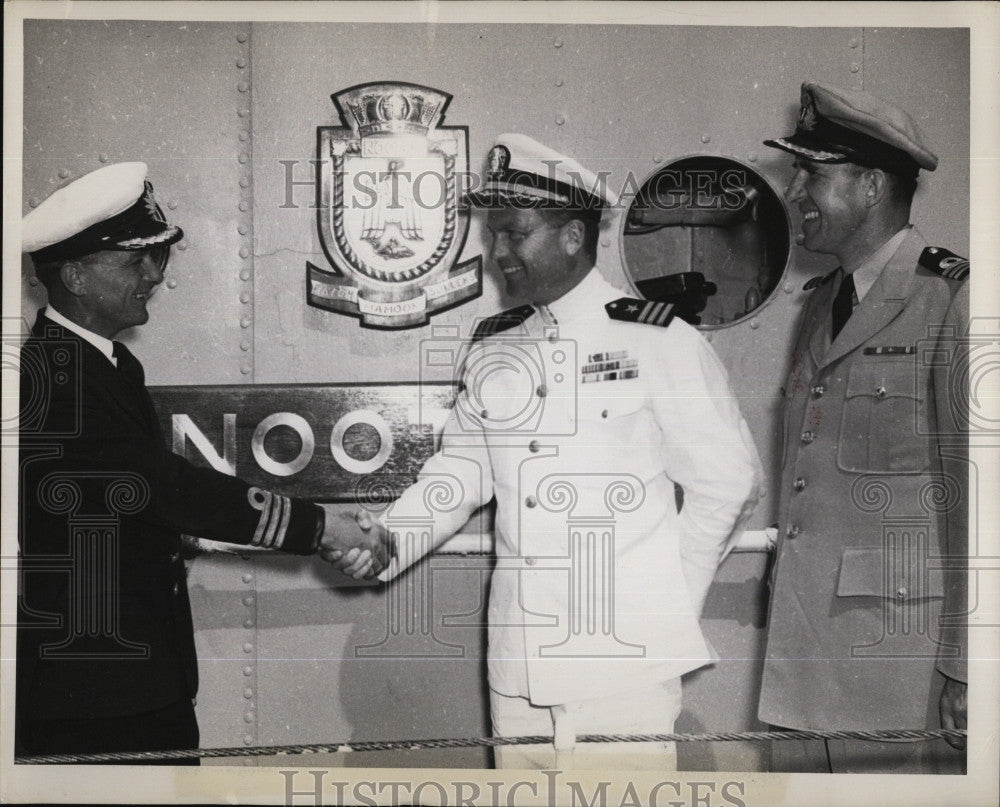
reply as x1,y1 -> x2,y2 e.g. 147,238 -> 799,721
317,505 -> 395,580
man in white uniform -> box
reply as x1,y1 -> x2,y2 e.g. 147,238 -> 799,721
361,134 -> 763,769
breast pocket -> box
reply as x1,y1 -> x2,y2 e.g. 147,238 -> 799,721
837,357 -> 930,473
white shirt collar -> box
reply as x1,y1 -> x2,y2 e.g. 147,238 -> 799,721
847,225 -> 912,302
44,306 -> 117,366
537,267 -> 623,323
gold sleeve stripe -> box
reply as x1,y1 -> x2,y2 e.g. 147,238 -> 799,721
247,487 -> 292,548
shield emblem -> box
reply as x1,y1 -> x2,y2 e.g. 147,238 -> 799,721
308,82 -> 481,328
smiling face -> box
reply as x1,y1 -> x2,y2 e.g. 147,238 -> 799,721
74,246 -> 168,338
785,158 -> 870,263
485,206 -> 587,304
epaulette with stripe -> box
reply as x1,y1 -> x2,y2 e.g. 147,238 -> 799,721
803,269 -> 838,291
471,304 -> 535,342
919,246 -> 969,281
605,297 -> 677,328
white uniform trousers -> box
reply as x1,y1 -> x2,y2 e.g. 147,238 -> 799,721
490,678 -> 682,770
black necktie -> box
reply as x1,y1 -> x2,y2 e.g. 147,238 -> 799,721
112,341 -> 145,387
831,271 -> 856,340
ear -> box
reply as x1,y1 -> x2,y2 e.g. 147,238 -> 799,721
58,261 -> 88,297
560,218 -> 585,257
862,169 -> 889,207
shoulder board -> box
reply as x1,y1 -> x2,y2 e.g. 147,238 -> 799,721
605,297 -> 677,328
803,269 -> 838,291
919,246 -> 969,281
471,304 -> 535,342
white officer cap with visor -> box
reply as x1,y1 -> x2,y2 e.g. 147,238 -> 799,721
22,162 -> 183,265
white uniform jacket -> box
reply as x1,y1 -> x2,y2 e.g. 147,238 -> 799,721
380,269 -> 763,705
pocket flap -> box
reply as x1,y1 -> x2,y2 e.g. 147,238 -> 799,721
836,546 -> 945,599
845,358 -> 922,401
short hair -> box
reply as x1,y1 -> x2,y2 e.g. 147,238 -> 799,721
848,162 -> 917,208
537,207 -> 602,262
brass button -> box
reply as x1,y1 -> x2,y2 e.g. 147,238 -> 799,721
811,384 -> 825,398
536,384 -> 547,398
528,440 -> 540,453
173,583 -> 180,595
801,431 -> 815,444
525,496 -> 537,509
169,552 -> 181,563
525,557 -> 537,566
480,409 -> 489,418
793,477 -> 806,492
601,409 -> 609,419
786,524 -> 800,539
875,386 -> 887,399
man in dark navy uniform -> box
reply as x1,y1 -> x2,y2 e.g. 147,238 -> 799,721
16,163 -> 391,762
759,83 -> 969,773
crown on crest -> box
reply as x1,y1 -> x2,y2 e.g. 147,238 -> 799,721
334,83 -> 449,138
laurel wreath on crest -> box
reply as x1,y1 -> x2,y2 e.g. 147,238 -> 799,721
330,142 -> 458,283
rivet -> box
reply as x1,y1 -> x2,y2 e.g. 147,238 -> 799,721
794,234 -> 805,245
238,108 -> 250,118
750,318 -> 760,330
555,78 -> 564,87
238,81 -> 250,93
244,712 -> 255,723
242,642 -> 253,653
239,176 -> 251,188
98,153 -> 109,163
240,340 -> 251,351
555,115 -> 565,126
243,666 -> 253,676
28,198 -> 40,208
240,291 -> 251,304
553,38 -> 563,48
177,241 -> 188,251
167,199 -> 178,210
240,316 -> 252,328
28,277 -> 39,287
244,735 -> 254,745
784,282 -> 794,293
243,573 -> 253,583
701,134 -> 711,144
239,201 -> 250,212
653,155 -> 663,164
58,169 -> 69,179
241,362 -> 252,375
244,689 -> 254,699
240,269 -> 251,281
236,57 -> 248,69
850,63 -> 860,74
239,247 -> 251,259
238,224 -> 249,235
236,32 -> 248,43
747,152 -> 758,162
849,38 -> 859,48
243,619 -> 254,628
243,594 -> 255,606
238,153 -> 249,164
239,131 -> 250,142
166,279 -> 178,289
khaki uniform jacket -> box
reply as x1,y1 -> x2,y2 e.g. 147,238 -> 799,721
758,228 -> 969,731
380,269 -> 763,706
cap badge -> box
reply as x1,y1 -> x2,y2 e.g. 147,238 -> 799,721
798,90 -> 818,132
487,145 -> 511,181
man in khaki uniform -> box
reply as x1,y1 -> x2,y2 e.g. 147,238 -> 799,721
759,83 -> 968,773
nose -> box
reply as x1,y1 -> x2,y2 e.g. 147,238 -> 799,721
489,232 -> 509,264
140,252 -> 166,284
785,169 -> 806,204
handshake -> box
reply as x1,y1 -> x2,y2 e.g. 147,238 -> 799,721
317,504 -> 396,580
